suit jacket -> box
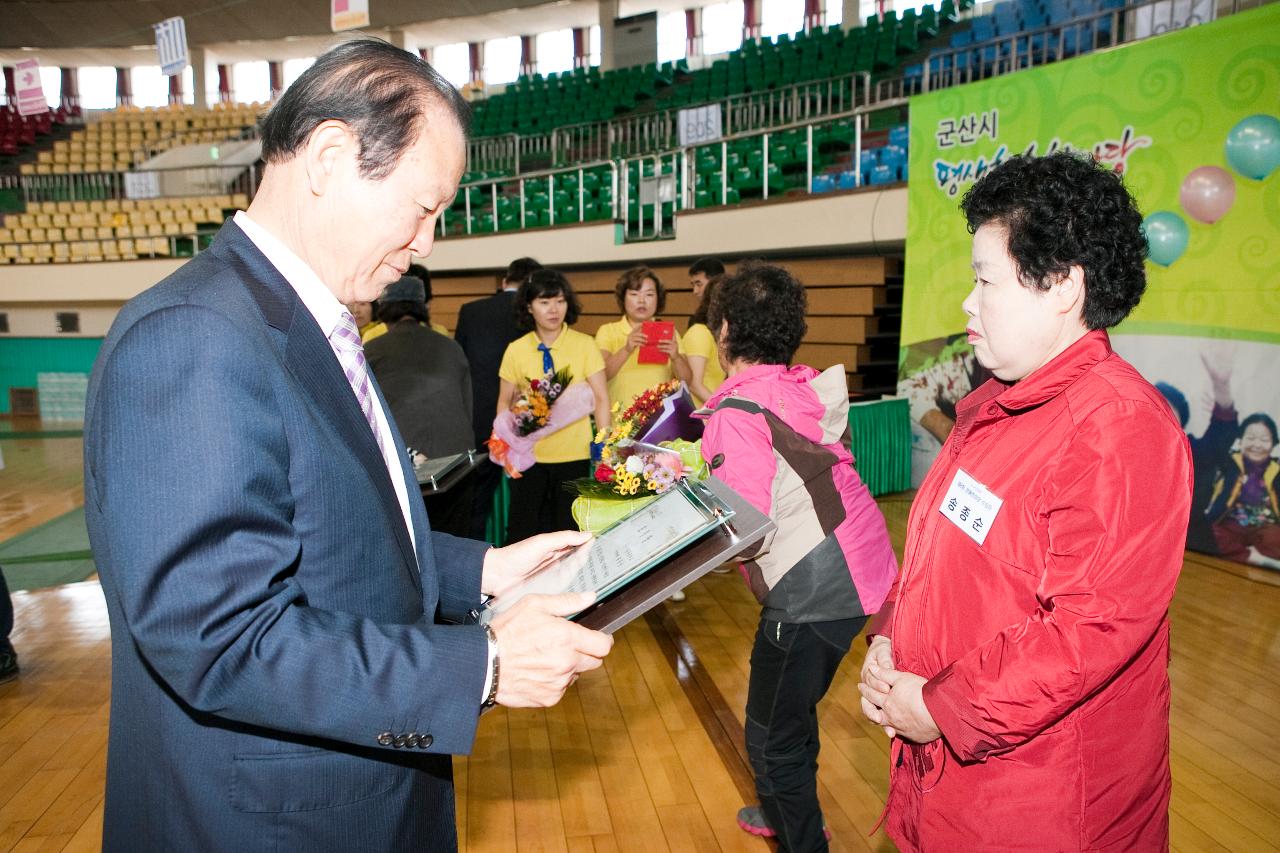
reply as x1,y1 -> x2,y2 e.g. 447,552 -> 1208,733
366,321 -> 475,458
83,221 -> 491,852
453,290 -> 520,448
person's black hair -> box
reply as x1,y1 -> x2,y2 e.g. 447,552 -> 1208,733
1155,382 -> 1190,429
379,300 -> 431,326
959,151 -> 1147,330
689,274 -> 722,327
259,38 -> 471,180
515,268 -> 582,331
503,257 -> 543,288
406,263 -> 433,301
688,257 -> 725,278
708,261 -> 807,366
614,266 -> 667,315
1240,413 -> 1279,448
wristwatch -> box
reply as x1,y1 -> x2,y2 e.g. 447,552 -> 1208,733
481,623 -> 500,712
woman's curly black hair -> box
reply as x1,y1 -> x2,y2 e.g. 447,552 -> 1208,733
514,268 -> 582,331
959,151 -> 1148,330
708,261 -> 807,366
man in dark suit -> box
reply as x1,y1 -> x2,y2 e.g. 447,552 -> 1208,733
454,257 -> 540,540
83,41 -> 611,852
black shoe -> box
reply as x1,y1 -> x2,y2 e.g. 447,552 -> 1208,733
0,642 -> 18,684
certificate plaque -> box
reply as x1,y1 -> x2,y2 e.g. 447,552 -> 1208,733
481,476 -> 774,633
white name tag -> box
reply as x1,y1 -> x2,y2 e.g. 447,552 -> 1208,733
938,468 -> 1003,546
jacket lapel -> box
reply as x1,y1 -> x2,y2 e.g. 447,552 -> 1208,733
211,221 -> 422,589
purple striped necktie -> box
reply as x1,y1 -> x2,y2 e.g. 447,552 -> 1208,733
330,311 -> 388,459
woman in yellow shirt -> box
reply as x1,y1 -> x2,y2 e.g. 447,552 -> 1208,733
498,269 -> 611,539
682,274 -> 726,406
595,266 -> 691,409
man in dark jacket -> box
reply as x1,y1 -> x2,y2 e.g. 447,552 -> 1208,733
453,257 -> 541,539
366,275 -> 475,538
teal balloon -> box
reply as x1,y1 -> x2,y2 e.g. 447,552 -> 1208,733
1224,114 -> 1280,181
1142,211 -> 1190,267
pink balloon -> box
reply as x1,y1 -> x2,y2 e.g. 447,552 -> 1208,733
1179,166 -> 1236,224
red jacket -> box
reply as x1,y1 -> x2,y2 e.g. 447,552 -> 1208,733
871,331 -> 1192,851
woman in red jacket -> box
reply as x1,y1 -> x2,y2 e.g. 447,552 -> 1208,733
857,152 -> 1192,851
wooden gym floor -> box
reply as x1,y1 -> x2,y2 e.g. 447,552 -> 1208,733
1,425 -> 1278,852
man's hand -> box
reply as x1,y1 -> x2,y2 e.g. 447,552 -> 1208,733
859,636 -> 896,738
489,592 -> 613,707
482,530 -> 591,599
858,662 -> 942,745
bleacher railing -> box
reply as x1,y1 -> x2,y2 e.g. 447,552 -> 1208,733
18,164 -> 259,206
438,160 -> 620,236
630,98 -> 905,241
545,71 -> 873,168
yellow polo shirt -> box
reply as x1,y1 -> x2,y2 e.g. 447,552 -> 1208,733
498,327 -> 605,464
594,316 -> 683,410
682,322 -> 725,405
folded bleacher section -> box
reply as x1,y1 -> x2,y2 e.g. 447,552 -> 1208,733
0,194 -> 247,264
20,104 -> 262,176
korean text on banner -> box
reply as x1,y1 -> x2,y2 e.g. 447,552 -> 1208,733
154,17 -> 189,76
14,59 -> 47,117
332,0 -> 371,32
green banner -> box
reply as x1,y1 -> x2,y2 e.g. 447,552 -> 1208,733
897,7 -> 1280,571
901,4 -> 1280,349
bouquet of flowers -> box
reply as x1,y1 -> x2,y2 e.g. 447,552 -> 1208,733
487,367 -> 595,477
570,379 -> 711,504
511,367 -> 572,436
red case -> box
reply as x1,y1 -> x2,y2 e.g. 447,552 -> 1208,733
637,321 -> 675,364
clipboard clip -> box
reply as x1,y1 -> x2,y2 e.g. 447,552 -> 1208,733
682,479 -> 740,541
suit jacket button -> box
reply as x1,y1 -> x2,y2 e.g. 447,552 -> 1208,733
393,734 -> 409,748
377,731 -> 394,746
405,733 -> 421,748
419,734 -> 433,749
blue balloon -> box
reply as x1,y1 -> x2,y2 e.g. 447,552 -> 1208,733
1225,114 -> 1280,181
1142,211 -> 1190,267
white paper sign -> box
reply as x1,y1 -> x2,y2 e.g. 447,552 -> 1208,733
124,171 -> 161,200
678,105 -> 723,147
154,16 -> 189,76
15,59 -> 47,117
332,0 -> 371,32
938,468 -> 1003,546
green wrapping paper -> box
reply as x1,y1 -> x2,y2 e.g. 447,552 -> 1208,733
570,439 -> 710,534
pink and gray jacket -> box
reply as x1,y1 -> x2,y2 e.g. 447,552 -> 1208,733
700,363 -> 898,623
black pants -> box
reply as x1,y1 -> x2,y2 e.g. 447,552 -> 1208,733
746,615 -> 866,853
0,565 -> 12,645
505,460 -> 586,542
422,475 -> 476,541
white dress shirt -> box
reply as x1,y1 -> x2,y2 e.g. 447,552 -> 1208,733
234,211 -> 417,557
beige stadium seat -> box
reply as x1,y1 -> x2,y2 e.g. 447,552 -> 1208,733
64,227 -> 80,241
47,228 -> 63,242
2,245 -> 18,259
11,228 -> 29,243
147,223 -> 164,237
96,226 -> 114,240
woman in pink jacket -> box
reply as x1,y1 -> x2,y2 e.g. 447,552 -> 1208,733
700,262 -> 898,853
